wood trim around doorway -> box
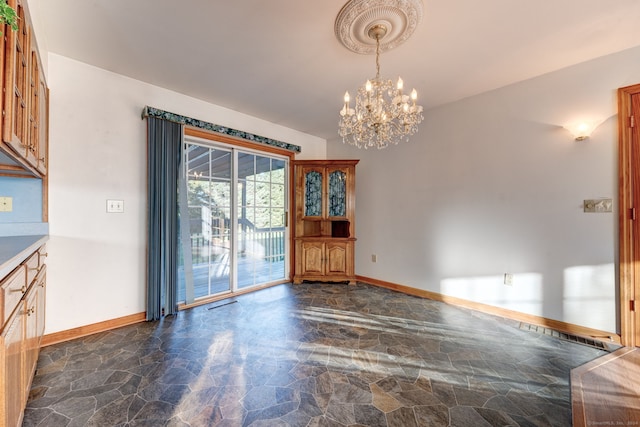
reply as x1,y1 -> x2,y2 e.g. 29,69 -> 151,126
618,83 -> 640,347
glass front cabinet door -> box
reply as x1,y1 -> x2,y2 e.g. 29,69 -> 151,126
328,168 -> 347,218
303,168 -> 323,218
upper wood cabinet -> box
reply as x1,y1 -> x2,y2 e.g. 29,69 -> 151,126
0,0 -> 48,178
4,0 -> 31,159
293,160 -> 358,285
295,161 -> 357,235
36,65 -> 48,175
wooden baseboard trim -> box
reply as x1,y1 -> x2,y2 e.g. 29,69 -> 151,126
41,278 -> 620,347
357,275 -> 621,345
41,312 -> 147,347
41,281 -> 290,347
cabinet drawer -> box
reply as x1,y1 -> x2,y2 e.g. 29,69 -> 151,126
37,245 -> 47,269
0,266 -> 27,327
25,252 -> 40,286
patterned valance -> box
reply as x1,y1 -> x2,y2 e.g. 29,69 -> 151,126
142,106 -> 302,153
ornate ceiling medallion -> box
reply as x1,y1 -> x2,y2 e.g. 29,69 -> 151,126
334,0 -> 424,55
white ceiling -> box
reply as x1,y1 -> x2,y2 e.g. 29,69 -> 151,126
31,0 -> 640,140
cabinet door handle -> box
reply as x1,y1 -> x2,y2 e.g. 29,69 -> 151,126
26,307 -> 35,316
12,285 -> 27,293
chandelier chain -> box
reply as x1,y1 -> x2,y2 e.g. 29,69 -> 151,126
375,34 -> 381,80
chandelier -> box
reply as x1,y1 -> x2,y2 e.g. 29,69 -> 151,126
335,0 -> 424,149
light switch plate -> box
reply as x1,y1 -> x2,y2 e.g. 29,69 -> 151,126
0,197 -> 13,212
106,199 -> 124,213
584,198 -> 613,213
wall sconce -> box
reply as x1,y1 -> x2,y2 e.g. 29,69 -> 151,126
564,121 -> 600,141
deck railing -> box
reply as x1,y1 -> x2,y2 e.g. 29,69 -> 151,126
190,228 -> 285,264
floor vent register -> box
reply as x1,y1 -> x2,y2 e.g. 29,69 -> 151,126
518,323 -> 618,351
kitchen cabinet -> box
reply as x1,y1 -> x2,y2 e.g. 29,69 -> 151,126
0,241 -> 47,427
0,0 -> 48,179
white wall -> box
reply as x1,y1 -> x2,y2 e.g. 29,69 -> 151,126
43,39 -> 639,335
328,46 -> 640,334
46,53 -> 326,334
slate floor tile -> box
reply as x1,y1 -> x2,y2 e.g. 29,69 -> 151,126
24,282 -> 607,426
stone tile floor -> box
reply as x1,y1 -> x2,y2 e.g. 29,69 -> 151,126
23,282 -> 607,426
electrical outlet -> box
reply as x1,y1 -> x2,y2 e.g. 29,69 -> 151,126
504,273 -> 513,286
0,196 -> 13,212
371,254 -> 377,263
106,199 -> 124,213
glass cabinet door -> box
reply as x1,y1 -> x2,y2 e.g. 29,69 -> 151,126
304,170 -> 323,217
328,169 -> 347,217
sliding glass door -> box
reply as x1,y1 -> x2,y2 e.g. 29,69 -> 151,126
237,152 -> 287,289
178,139 -> 289,304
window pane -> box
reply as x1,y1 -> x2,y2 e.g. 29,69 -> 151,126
272,184 -> 285,207
272,159 -> 285,184
238,152 -> 255,181
209,150 -> 231,180
255,208 -> 270,228
271,208 -> 285,228
255,181 -> 270,208
255,156 -> 271,182
187,145 -> 209,178
238,179 -> 256,207
240,207 -> 255,231
211,180 -> 231,208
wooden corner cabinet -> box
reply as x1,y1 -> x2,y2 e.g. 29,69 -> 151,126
293,159 -> 358,285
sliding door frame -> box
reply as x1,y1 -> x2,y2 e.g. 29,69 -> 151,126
179,126 -> 296,310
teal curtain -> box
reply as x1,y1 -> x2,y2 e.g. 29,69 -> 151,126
146,117 -> 182,320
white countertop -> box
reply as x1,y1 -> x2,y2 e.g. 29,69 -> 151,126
0,235 -> 49,279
